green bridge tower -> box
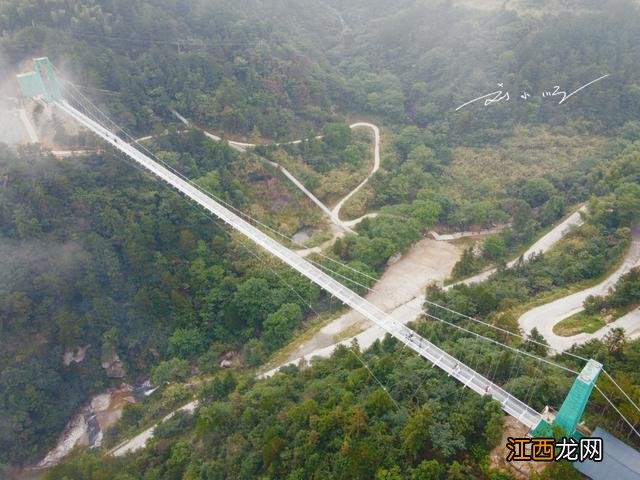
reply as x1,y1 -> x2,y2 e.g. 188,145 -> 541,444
17,57 -> 63,103
532,359 -> 603,439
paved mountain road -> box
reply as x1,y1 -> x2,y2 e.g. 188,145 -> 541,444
519,226 -> 640,352
446,206 -> 586,289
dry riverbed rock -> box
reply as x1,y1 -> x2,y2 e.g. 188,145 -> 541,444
63,345 -> 89,366
102,352 -> 126,378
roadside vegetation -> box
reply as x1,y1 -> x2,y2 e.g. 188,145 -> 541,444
555,267 -> 640,336
257,123 -> 374,206
426,143 -> 640,336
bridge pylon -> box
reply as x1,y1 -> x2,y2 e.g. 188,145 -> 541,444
531,359 -> 603,439
17,57 -> 63,103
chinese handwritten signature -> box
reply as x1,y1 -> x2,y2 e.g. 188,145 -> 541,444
455,74 -> 609,111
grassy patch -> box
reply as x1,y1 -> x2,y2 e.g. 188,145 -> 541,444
331,321 -> 368,343
340,184 -> 375,220
553,311 -> 604,336
301,229 -> 334,248
555,302 -> 640,336
448,127 -> 605,202
268,127 -> 375,207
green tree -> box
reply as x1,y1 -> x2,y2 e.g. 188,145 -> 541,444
168,327 -> 207,359
231,277 -> 277,332
376,466 -> 405,480
413,200 -> 441,227
452,247 -> 477,279
408,144 -> 440,173
344,144 -> 361,166
539,195 -> 565,226
446,461 -> 471,480
604,327 -> 627,355
411,460 -> 445,480
483,401 -> 504,448
151,358 -> 190,384
243,338 -> 267,367
323,123 -> 352,150
525,328 -> 549,357
613,183 -> 640,227
521,178 -> 556,208
402,404 -> 433,459
263,303 -> 303,350
483,235 -> 506,261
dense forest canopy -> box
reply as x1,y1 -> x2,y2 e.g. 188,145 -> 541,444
2,0 -> 640,139
42,311 -> 640,480
0,127 -> 337,465
1,0 -> 640,477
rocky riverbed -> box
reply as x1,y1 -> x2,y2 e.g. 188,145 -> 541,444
33,382 -> 155,470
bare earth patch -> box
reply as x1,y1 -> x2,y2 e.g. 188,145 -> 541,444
489,416 -> 548,479
280,237 -> 462,364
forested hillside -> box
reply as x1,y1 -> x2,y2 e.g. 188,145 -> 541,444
3,0 -> 640,139
2,0 -> 640,474
325,0 -> 640,139
0,138 -> 324,464
1,0 -> 349,137
42,318 -> 640,480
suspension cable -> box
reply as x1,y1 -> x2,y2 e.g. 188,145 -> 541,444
59,84 -> 583,383
602,369 -> 640,417
423,312 -> 580,375
423,300 -> 590,363
58,71 -> 342,261
57,77 -> 404,411
594,385 -> 640,439
285,255 -> 584,378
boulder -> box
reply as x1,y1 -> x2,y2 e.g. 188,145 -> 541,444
101,352 -> 126,378
63,345 -> 89,366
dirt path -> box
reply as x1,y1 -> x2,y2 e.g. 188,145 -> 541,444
430,225 -> 506,241
295,224 -> 346,257
99,124 -> 590,455
519,226 -> 640,352
262,208 -> 591,377
228,122 -> 381,231
101,183 -> 590,456
109,401 -> 198,457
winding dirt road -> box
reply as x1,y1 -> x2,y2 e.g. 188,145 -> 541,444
101,163 -> 593,457
171,110 -> 380,233
519,226 -> 640,352
237,122 -> 381,230
99,117 -> 596,455
330,123 -> 381,227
